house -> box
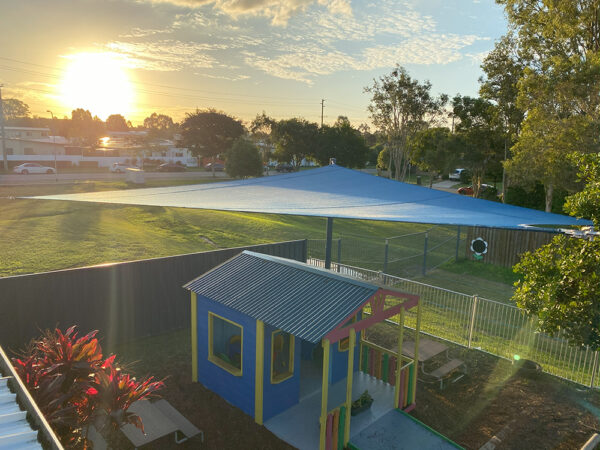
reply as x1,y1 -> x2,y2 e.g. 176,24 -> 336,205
2,126 -> 67,158
184,251 -> 424,450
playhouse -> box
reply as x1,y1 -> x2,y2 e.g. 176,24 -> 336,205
183,250 -> 461,450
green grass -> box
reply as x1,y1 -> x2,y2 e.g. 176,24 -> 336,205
0,179 -> 436,277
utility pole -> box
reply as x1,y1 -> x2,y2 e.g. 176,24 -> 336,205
320,99 -> 325,128
0,85 -> 7,172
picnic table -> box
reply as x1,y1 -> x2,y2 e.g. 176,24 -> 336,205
401,338 -> 448,363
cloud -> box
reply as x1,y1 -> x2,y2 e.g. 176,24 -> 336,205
139,0 -> 351,25
105,40 -> 222,71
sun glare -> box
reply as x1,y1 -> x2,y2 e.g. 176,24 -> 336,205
59,52 -> 134,120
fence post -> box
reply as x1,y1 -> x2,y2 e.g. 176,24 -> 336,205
590,351 -> 599,389
337,238 -> 342,272
422,232 -> 429,276
455,225 -> 461,262
383,239 -> 389,273
468,295 -> 478,348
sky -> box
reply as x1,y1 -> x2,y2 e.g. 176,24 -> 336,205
0,0 -> 507,127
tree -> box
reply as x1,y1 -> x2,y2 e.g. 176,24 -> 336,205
513,153 -> 600,350
143,113 -> 175,139
2,98 -> 30,120
181,109 -> 245,175
479,33 -> 526,202
68,108 -> 105,147
315,116 -> 370,168
409,127 -> 455,188
106,114 -> 129,131
452,95 -> 504,198
365,65 -> 447,181
252,114 -> 319,167
495,0 -> 600,209
225,138 -> 263,178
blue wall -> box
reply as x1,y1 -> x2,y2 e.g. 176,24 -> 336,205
262,323 -> 301,422
195,295 -> 257,417
330,333 -> 361,384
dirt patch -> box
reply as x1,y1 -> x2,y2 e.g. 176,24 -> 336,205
104,329 -> 599,450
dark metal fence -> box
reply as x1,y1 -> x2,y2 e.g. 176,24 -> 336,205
0,240 -> 306,350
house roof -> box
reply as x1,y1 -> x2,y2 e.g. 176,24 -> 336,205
184,251 -> 378,343
34,164 -> 592,230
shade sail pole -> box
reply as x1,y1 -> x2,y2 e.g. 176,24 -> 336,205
325,217 -> 333,269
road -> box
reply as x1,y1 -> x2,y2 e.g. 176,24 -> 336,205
0,170 -> 229,186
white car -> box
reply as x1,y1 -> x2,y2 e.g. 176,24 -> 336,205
109,163 -> 136,173
449,168 -> 466,180
13,163 -> 56,174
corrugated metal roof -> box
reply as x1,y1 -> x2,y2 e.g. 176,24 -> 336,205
184,251 -> 378,343
35,164 -> 592,229
0,376 -> 43,449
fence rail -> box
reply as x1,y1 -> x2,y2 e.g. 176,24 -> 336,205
308,258 -> 599,389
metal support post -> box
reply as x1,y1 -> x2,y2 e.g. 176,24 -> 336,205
337,238 -> 342,272
590,351 -> 599,389
422,232 -> 429,276
325,217 -> 333,269
383,239 -> 389,273
468,295 -> 478,348
455,225 -> 461,261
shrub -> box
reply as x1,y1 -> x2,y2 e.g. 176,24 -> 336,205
12,326 -> 164,447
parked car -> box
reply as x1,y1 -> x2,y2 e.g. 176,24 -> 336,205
109,163 -> 136,173
204,163 -> 225,171
275,163 -> 295,173
457,184 -> 495,196
449,168 -> 466,180
13,163 -> 56,174
157,163 -> 186,172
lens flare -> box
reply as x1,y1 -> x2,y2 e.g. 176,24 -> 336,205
59,52 -> 135,120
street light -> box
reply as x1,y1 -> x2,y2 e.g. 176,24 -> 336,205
47,110 -> 58,180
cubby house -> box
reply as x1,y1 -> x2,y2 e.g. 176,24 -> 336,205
184,251 -> 431,450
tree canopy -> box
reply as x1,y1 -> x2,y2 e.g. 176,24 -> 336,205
2,98 -> 30,121
365,65 -> 447,181
106,114 -> 129,131
225,138 -> 263,179
315,116 -> 370,168
143,113 -> 175,139
181,109 -> 245,171
409,127 -> 455,188
513,153 -> 600,350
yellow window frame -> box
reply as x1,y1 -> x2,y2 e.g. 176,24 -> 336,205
208,312 -> 243,376
270,330 -> 294,384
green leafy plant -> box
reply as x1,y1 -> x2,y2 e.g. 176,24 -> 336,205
12,326 -> 164,447
351,390 -> 373,412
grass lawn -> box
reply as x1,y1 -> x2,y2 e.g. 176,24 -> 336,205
0,179 -> 437,277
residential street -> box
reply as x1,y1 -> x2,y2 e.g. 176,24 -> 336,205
0,170 -> 228,185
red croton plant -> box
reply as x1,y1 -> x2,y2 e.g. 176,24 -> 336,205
12,326 -> 164,448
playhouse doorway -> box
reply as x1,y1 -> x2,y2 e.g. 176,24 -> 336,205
300,339 -> 323,399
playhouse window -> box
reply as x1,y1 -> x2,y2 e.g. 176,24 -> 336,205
271,330 -> 294,383
208,312 -> 243,376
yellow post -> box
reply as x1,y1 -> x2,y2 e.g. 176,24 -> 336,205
412,301 -> 422,404
255,320 -> 265,425
191,292 -> 198,382
394,307 -> 405,408
319,339 -> 331,450
344,329 -> 356,446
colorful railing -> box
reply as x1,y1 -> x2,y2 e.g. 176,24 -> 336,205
325,404 -> 347,450
359,340 -> 415,410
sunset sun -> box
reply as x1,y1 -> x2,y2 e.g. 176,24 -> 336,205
59,52 -> 134,120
